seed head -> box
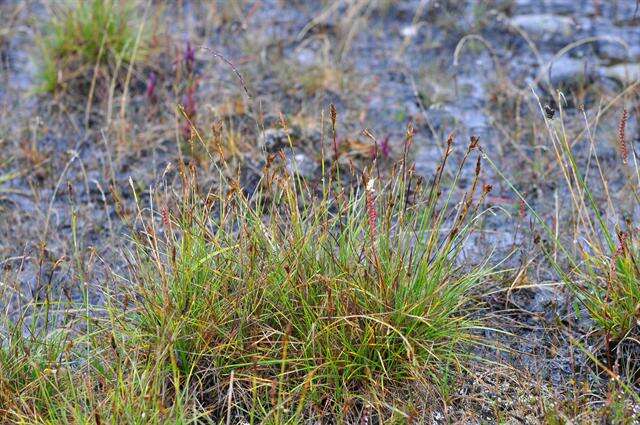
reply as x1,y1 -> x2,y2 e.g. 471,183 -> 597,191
146,72 -> 157,99
365,177 -> 377,239
618,108 -> 629,165
544,104 -> 555,119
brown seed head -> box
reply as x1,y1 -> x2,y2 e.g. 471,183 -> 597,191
469,135 -> 479,151
329,104 -> 337,124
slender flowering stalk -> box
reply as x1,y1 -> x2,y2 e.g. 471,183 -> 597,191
185,41 -> 196,73
365,177 -> 377,239
161,206 -> 170,229
618,108 -> 628,165
330,104 -> 338,160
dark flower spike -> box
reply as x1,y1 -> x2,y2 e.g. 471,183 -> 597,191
544,104 -> 555,119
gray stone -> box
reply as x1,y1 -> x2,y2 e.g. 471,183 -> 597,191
508,14 -> 575,39
295,48 -> 319,67
602,63 -> 640,85
285,153 -> 316,179
543,56 -> 598,87
259,128 -> 291,153
512,0 -> 595,15
595,27 -> 640,62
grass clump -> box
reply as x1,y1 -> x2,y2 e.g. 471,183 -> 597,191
549,106 -> 639,347
0,128 -> 490,422
36,0 -> 145,95
122,133 -> 490,421
0,317 -> 201,423
580,231 -> 640,343
506,99 -> 640,384
575,110 -> 640,348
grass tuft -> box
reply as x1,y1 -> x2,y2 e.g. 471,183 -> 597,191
36,0 -> 145,95
1,132 -> 490,422
122,137 -> 490,420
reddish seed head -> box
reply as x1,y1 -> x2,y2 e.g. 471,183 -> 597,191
365,178 -> 377,239
618,109 -> 629,165
146,72 -> 157,99
161,207 -> 170,228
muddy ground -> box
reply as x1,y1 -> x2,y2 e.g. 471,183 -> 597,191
1,0 -> 640,423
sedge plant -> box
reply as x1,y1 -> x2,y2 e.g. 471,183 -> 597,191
120,126 -> 492,422
540,102 -> 640,351
36,0 -> 147,95
1,121 -> 492,422
485,93 -> 640,386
